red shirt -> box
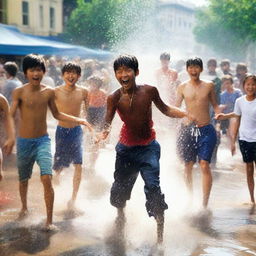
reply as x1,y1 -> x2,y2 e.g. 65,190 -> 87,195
118,119 -> 156,146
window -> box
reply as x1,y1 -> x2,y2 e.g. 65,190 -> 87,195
0,0 -> 7,23
22,1 -> 29,25
39,5 -> 44,28
50,7 -> 55,29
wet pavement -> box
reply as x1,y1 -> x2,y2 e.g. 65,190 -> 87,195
0,119 -> 256,256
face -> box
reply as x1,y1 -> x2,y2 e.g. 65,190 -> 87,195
187,65 -> 202,80
222,80 -> 233,90
208,64 -> 216,73
26,67 -> 45,86
160,59 -> 170,69
244,78 -> 256,97
63,70 -> 80,87
115,65 -> 138,91
221,63 -> 229,72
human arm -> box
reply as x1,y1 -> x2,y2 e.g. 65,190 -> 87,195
229,117 -> 240,155
209,82 -> 221,115
153,85 -> 194,120
0,94 -> 15,155
95,93 -> 117,142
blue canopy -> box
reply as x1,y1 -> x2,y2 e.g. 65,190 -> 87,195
0,24 -> 112,59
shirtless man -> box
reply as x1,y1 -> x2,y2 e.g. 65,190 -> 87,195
0,94 -> 15,181
98,54 -> 193,244
175,57 -> 220,208
53,62 -> 92,210
10,54 -> 91,230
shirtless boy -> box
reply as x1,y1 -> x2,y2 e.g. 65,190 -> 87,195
53,62 -> 92,209
99,54 -> 193,244
10,54 -> 91,230
176,57 -> 220,208
0,94 -> 15,181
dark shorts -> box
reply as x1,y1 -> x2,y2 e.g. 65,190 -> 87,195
220,119 -> 230,134
53,126 -> 83,170
239,140 -> 256,163
110,140 -> 168,218
17,135 -> 52,181
87,106 -> 105,130
177,124 -> 217,163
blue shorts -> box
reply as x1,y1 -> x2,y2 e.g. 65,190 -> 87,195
110,140 -> 168,217
239,140 -> 256,163
17,135 -> 52,181
53,126 -> 83,170
177,124 -> 217,163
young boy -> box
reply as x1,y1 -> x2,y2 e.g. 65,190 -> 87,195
175,57 -> 220,209
10,54 -> 92,230
216,75 -> 256,204
98,54 -> 193,244
0,93 -> 15,181
220,75 -> 242,136
53,62 -> 92,210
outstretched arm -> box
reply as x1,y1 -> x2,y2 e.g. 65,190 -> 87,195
152,86 -> 193,120
0,94 -> 15,155
230,116 -> 240,155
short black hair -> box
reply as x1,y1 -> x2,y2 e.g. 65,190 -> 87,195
113,54 -> 139,73
22,54 -> 46,74
160,52 -> 170,61
186,57 -> 203,69
62,62 -> 81,75
4,61 -> 18,77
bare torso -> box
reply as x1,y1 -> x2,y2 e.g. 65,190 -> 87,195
111,85 -> 154,141
177,80 -> 216,126
14,84 -> 53,138
55,85 -> 88,128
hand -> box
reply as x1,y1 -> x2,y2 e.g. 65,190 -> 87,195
94,131 -> 109,144
231,141 -> 236,156
78,119 -> 93,132
215,113 -> 225,120
3,138 -> 14,155
185,112 -> 196,123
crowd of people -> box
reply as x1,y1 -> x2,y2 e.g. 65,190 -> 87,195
0,52 -> 255,245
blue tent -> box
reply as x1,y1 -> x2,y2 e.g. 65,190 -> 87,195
0,23 -> 112,59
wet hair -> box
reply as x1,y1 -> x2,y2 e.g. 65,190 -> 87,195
3,61 -> 18,77
87,75 -> 103,88
236,63 -> 247,73
113,54 -> 139,73
62,62 -> 81,75
221,75 -> 233,84
207,58 -> 217,67
243,74 -> 256,87
22,54 -> 46,74
220,59 -> 230,66
160,52 -> 170,61
186,57 -> 203,69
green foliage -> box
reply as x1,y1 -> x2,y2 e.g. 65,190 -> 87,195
194,0 -> 256,58
64,0 -> 155,49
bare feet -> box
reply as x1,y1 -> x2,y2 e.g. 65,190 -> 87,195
67,199 -> 75,210
43,223 -> 59,232
17,209 -> 29,221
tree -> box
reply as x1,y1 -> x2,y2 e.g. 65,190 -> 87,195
64,0 -> 155,49
194,0 -> 256,59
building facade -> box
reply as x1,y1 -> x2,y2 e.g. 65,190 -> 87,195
156,0 -> 201,56
0,0 -> 63,36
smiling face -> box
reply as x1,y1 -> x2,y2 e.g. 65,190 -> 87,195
244,77 -> 256,97
26,67 -> 45,86
187,65 -> 202,80
63,70 -> 80,87
115,65 -> 139,92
